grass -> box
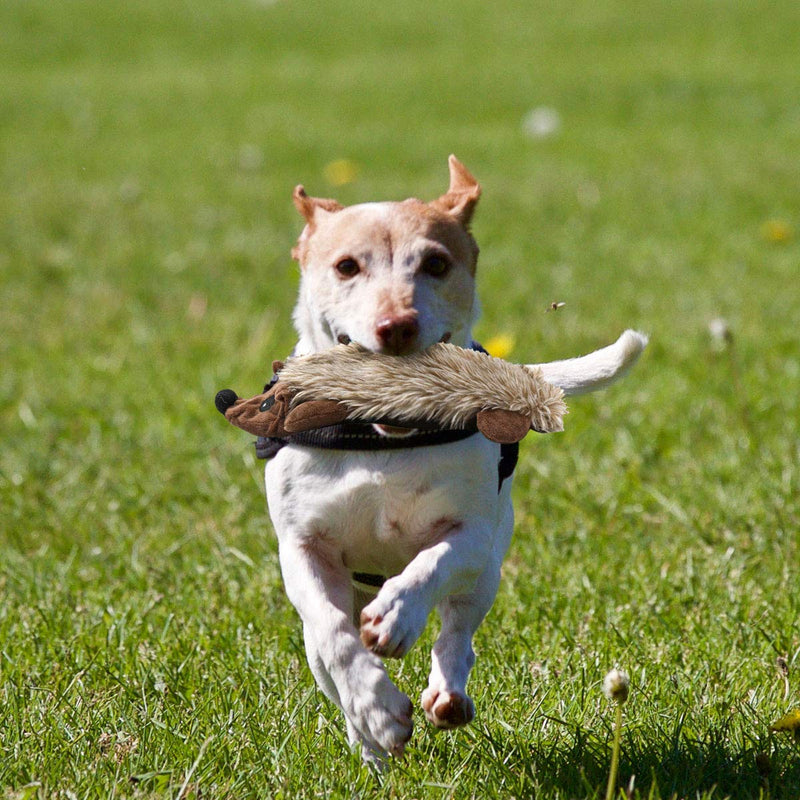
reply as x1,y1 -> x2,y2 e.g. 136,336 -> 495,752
1,0 -> 799,796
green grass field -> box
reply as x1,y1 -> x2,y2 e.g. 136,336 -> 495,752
2,0 -> 799,797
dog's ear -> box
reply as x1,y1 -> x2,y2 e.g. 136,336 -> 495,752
292,186 -> 344,262
293,186 -> 343,225
431,155 -> 481,227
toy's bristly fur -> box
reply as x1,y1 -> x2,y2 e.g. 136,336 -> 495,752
278,342 -> 567,434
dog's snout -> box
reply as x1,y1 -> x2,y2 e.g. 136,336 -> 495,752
376,314 -> 419,354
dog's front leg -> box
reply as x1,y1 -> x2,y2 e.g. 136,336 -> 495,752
278,536 -> 414,760
421,498 -> 513,729
359,519 -> 494,660
421,558 -> 503,729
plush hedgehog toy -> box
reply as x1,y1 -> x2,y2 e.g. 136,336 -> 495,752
215,342 -> 567,445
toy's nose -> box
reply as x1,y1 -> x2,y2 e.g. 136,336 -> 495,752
376,314 -> 419,354
215,389 -> 238,414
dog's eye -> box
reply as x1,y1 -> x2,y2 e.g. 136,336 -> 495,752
334,257 -> 360,279
420,253 -> 451,278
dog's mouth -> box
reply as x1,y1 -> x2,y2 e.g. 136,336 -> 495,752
336,332 -> 452,348
334,330 -> 453,436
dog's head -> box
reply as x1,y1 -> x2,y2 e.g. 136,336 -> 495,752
291,155 -> 481,355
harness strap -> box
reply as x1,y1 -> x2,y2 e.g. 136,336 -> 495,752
254,341 -> 519,491
351,571 -> 387,589
279,422 -> 478,451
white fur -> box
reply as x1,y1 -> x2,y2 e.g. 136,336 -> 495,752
531,329 -> 648,395
264,179 -> 646,764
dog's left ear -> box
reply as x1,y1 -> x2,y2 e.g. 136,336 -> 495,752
293,186 -> 343,225
431,155 -> 481,227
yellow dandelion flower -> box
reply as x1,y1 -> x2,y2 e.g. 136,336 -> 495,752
760,219 -> 793,243
484,333 -> 515,359
770,708 -> 800,733
323,159 -> 359,187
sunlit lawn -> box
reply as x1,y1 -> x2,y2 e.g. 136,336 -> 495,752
1,0 -> 799,796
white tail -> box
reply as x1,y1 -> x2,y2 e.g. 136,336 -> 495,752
528,330 -> 648,396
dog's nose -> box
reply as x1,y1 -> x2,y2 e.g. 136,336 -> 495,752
376,314 -> 419,354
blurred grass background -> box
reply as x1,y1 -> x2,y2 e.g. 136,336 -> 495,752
1,0 -> 799,797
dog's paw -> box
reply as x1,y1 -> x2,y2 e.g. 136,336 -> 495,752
343,658 -> 414,757
359,586 -> 429,658
421,687 -> 475,729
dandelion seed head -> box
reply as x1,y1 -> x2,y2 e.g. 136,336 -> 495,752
522,107 -> 562,139
708,317 -> 732,347
238,143 -> 264,173
603,668 -> 630,704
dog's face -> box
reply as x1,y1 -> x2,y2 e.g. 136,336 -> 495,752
291,156 -> 481,355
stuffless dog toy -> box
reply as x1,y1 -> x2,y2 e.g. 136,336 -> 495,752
215,342 -> 567,444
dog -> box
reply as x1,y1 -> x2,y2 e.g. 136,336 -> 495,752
263,156 -> 646,763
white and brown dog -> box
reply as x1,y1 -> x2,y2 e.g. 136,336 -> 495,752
263,156 -> 646,763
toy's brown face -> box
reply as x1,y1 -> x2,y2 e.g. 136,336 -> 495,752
220,383 -> 294,438
216,382 -> 350,439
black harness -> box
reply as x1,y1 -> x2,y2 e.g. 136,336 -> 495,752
256,421 -> 519,491
255,417 -> 477,457
254,342 -> 518,488
255,343 -> 520,588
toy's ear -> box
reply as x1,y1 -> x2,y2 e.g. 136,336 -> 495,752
476,409 -> 531,443
284,400 -> 350,433
431,155 -> 481,227
291,186 -> 344,262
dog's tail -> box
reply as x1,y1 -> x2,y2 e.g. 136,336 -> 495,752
528,329 -> 648,396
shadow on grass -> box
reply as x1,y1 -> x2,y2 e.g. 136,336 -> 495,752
470,721 -> 800,799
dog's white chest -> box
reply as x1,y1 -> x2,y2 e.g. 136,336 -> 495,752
265,436 -> 506,577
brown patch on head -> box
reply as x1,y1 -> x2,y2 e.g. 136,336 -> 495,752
289,156 -> 481,272
419,206 -> 480,274
294,199 -> 480,277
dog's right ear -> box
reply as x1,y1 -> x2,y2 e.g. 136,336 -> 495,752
292,186 -> 344,262
431,155 -> 481,227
